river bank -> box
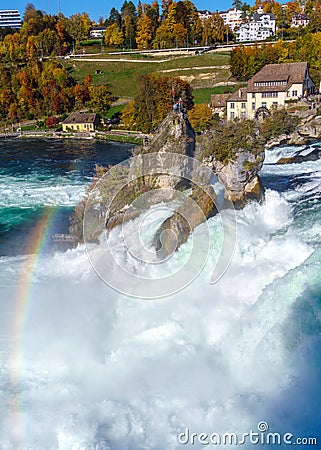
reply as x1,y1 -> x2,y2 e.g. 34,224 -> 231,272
9,129 -> 147,145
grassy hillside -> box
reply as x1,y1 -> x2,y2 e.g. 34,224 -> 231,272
63,52 -> 231,99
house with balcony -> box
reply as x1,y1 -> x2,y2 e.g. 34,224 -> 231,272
236,13 -> 276,42
226,62 -> 315,120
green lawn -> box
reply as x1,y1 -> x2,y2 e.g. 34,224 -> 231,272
64,52 -> 231,99
193,85 -> 240,104
104,104 -> 125,119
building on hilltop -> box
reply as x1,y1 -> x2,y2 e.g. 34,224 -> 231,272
291,12 -> 310,28
219,8 -> 243,31
62,113 -> 100,132
0,10 -> 21,28
226,62 -> 315,120
90,26 -> 106,39
198,8 -> 242,31
236,13 -> 276,42
198,10 -> 212,21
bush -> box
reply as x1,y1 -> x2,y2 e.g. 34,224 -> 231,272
46,116 -> 58,128
188,104 -> 216,132
201,119 -> 264,164
261,109 -> 299,140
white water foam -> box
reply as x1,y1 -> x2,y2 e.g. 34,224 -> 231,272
264,144 -> 307,164
0,174 -> 87,208
0,188 -> 319,449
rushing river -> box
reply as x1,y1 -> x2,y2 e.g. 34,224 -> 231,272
0,138 -> 320,449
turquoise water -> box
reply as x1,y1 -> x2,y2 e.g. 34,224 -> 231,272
0,138 -> 132,256
0,139 -> 320,449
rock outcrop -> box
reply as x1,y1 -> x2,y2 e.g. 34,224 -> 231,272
142,111 -> 195,157
103,111 -> 196,235
154,185 -> 217,257
132,111 -> 195,191
207,150 -> 265,207
266,116 -> 321,148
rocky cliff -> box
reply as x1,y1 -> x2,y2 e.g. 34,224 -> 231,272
140,111 -> 195,157
200,121 -> 265,207
132,111 -> 196,191
266,115 -> 321,148
154,185 -> 217,257
207,151 -> 265,206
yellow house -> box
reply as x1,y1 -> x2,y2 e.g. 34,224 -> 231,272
227,62 -> 315,121
62,112 -> 100,132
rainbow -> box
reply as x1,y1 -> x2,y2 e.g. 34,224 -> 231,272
9,207 -> 58,446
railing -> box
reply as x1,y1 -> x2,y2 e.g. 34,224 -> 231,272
0,132 -> 20,138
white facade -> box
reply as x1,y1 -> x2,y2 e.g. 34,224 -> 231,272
198,10 -> 212,21
291,13 -> 310,27
90,27 -> 106,38
0,10 -> 21,28
236,13 -> 276,42
219,8 -> 242,31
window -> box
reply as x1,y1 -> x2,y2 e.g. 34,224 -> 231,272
272,101 -> 278,107
254,80 -> 287,87
241,111 -> 246,118
262,102 -> 267,108
262,92 -> 278,98
287,91 -> 290,97
252,102 -> 255,110
292,90 -> 298,97
241,102 -> 246,109
230,112 -> 235,119
77,125 -> 80,130
252,93 -> 255,98
230,102 -> 235,109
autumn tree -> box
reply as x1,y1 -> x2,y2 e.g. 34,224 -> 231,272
188,103 -> 214,131
203,13 -> 225,44
153,21 -> 172,48
67,13 -> 91,44
23,3 -> 39,22
308,2 -> 321,33
136,13 -> 153,49
46,115 -> 58,128
153,2 -> 188,47
121,100 -> 137,129
126,74 -> 193,132
87,85 -> 112,115
38,28 -> 60,56
123,14 -> 136,48
189,14 -> 203,45
104,23 -> 124,46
